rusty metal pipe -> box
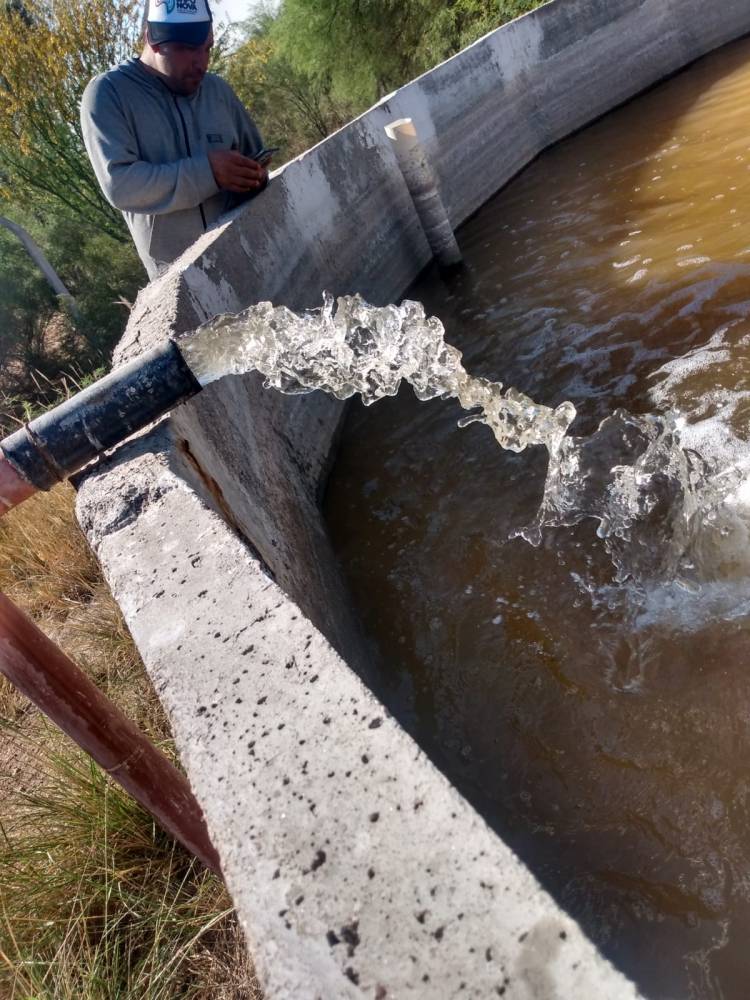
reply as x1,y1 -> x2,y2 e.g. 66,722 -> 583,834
0,454 -> 36,514
0,593 -> 221,874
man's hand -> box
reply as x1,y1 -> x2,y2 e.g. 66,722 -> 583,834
208,150 -> 268,193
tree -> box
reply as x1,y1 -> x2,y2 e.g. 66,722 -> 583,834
274,0 -> 435,104
0,1 -> 145,385
0,201 -> 143,412
224,8 -> 356,160
422,0 -> 548,64
0,0 -> 143,241
274,0 -> 548,106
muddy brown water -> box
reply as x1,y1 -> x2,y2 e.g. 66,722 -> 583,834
325,35 -> 750,1000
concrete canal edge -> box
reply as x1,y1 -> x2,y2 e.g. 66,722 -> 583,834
76,1 -> 750,996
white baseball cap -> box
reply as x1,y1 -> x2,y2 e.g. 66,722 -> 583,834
146,0 -> 213,46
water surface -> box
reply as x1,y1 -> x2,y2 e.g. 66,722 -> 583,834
325,35 -> 750,999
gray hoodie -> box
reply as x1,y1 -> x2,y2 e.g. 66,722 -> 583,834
81,58 -> 264,279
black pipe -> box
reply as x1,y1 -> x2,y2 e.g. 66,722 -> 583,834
2,340 -> 201,493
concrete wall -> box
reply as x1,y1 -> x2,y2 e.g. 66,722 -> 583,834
77,1 -> 750,996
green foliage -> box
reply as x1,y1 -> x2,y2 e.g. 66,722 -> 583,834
273,0 -> 432,104
0,224 -> 57,379
0,204 -> 142,431
271,0 -> 548,106
0,0 -> 145,423
43,214 -> 144,359
226,0 -> 549,148
224,6 -> 357,160
0,0 -> 143,241
422,0 -> 549,63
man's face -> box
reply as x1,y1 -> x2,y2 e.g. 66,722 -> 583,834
149,30 -> 213,96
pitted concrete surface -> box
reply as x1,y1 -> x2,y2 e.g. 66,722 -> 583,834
77,432 -> 639,999
76,0 -> 750,996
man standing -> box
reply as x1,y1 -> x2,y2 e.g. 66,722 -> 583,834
81,0 -> 269,279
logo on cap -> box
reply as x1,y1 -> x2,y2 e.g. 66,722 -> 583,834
154,0 -> 199,12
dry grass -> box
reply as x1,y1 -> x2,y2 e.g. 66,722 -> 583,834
0,732 -> 259,1000
0,484 -> 162,732
0,485 -> 262,999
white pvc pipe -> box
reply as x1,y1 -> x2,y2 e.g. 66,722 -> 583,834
0,215 -> 80,318
385,118 -> 462,268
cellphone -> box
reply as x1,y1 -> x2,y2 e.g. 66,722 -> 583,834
255,146 -> 280,166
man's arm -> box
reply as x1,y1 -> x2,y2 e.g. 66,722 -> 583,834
81,75 -> 219,215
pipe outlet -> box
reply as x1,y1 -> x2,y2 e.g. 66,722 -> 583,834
0,339 -> 201,511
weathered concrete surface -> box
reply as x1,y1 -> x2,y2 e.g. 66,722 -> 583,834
78,428 -> 639,999
76,0 -> 750,996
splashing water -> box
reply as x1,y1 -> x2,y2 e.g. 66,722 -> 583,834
180,292 -> 741,586
181,292 -> 575,450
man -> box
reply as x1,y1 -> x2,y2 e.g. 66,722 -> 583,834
81,0 -> 269,280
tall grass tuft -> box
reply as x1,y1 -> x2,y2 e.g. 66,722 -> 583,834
0,727 -> 258,999
0,485 -> 166,731
0,486 -> 261,997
